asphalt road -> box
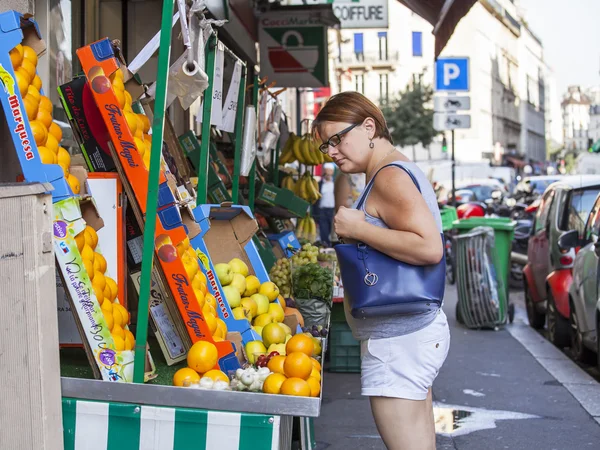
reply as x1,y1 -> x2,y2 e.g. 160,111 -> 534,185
314,284 -> 600,450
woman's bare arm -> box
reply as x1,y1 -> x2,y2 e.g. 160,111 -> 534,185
335,167 -> 442,265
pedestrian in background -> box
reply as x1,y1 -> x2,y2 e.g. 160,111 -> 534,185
313,91 -> 449,450
317,163 -> 336,246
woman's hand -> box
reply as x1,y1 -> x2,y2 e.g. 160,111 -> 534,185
334,207 -> 366,240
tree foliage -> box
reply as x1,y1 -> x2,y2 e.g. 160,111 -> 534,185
381,73 -> 437,150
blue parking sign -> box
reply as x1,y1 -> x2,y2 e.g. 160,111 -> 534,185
436,57 -> 469,92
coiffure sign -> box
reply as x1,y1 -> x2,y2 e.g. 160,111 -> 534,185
288,0 -> 388,29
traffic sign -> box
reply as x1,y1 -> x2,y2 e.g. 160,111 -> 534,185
434,95 -> 470,112
435,57 -> 469,92
433,113 -> 471,131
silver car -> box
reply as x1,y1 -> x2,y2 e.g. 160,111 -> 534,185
569,193 -> 600,364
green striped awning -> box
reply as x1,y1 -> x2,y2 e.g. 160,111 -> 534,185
62,398 -> 280,450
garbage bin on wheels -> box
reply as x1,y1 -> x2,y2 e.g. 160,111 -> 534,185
452,217 -> 516,325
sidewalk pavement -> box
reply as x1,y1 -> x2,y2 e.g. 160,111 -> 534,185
314,284 -> 600,449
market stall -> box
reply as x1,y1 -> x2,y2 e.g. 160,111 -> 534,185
0,4 -> 338,449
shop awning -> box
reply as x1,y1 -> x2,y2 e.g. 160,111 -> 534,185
398,0 -> 477,58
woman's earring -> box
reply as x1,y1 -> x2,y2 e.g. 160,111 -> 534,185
369,139 -> 374,149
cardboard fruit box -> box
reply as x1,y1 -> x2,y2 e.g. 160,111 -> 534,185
77,39 -> 240,372
0,11 -> 71,200
53,194 -> 136,382
58,76 -> 115,172
187,203 -> 286,345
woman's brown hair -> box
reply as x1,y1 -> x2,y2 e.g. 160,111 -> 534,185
312,91 -> 393,144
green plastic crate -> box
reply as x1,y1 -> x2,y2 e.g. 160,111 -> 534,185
328,321 -> 361,373
330,302 -> 346,323
440,206 -> 458,231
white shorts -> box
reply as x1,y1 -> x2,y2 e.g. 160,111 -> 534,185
360,310 -> 450,400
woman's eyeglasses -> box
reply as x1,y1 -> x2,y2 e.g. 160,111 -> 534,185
319,123 -> 358,154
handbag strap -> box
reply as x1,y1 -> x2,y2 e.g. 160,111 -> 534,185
356,162 -> 421,211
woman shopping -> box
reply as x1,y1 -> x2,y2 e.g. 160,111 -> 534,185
312,92 -> 450,450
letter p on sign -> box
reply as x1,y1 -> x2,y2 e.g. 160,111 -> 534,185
444,63 -> 459,86
435,57 -> 469,92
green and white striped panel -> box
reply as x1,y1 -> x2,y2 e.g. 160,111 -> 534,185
62,398 -> 280,450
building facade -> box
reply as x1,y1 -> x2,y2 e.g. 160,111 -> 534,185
562,86 -> 591,151
330,1 -> 435,105
518,23 -> 546,163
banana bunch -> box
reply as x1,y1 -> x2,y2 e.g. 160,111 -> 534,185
294,171 -> 321,204
296,215 -> 317,243
280,174 -> 296,192
279,132 -> 334,166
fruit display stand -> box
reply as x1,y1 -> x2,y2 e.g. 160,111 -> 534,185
0,11 -> 142,383
49,5 -> 327,449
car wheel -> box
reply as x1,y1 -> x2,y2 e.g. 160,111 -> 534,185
570,305 -> 594,363
547,291 -> 570,348
455,303 -> 464,325
525,283 -> 545,329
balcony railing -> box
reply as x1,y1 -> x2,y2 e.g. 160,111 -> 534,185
336,51 -> 400,66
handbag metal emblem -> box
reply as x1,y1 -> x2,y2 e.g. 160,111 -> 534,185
364,271 -> 378,286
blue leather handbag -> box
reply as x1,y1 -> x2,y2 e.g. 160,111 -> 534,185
334,163 -> 445,319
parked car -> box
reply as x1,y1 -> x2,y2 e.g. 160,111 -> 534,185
567,193 -> 600,363
448,179 -> 507,205
524,176 -> 600,347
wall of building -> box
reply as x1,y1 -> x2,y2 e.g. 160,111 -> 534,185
518,25 -> 546,162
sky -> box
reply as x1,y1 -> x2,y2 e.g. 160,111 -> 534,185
518,0 -> 600,96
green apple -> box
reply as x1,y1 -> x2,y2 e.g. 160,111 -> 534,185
279,322 -> 292,336
245,340 -> 266,364
232,307 -> 246,320
262,323 -> 286,348
267,343 -> 286,356
229,258 -> 249,276
268,303 -> 285,323
241,297 -> 258,319
251,293 -> 269,315
230,273 -> 247,295
214,263 -> 233,285
253,313 -> 273,328
222,285 -> 241,308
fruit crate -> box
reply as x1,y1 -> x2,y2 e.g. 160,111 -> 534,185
328,320 -> 361,373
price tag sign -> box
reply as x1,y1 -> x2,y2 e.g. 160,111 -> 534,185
219,61 -> 242,133
198,42 -> 224,126
210,43 -> 225,126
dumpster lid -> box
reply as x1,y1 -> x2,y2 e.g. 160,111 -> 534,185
452,217 -> 516,231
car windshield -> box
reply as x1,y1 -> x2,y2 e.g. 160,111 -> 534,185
562,187 -> 600,235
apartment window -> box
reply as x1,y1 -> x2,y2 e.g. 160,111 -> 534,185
412,31 -> 423,57
379,73 -> 389,104
355,73 -> 365,94
354,33 -> 364,61
378,31 -> 388,60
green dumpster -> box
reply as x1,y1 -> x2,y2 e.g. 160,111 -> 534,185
452,217 -> 516,316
